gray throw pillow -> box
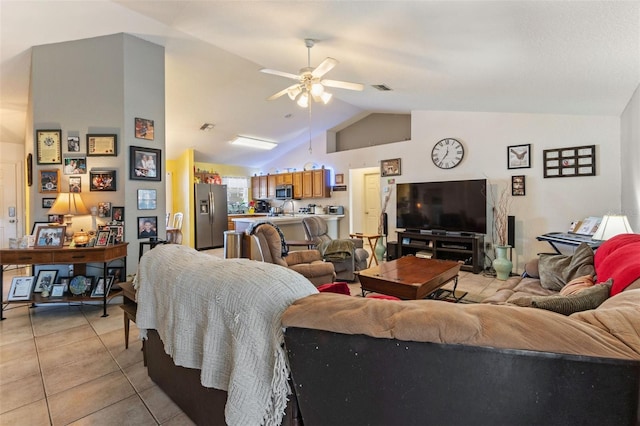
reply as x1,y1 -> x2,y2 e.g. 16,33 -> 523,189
538,243 -> 595,291
510,280 -> 611,315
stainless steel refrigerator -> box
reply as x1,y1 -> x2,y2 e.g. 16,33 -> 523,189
194,183 -> 228,250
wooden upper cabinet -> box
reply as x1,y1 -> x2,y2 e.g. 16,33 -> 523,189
302,171 -> 313,198
312,169 -> 331,198
267,174 -> 277,199
292,172 -> 303,199
276,173 -> 293,185
259,176 -> 268,199
251,176 -> 260,200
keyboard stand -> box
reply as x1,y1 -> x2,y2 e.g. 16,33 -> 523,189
536,232 -> 602,254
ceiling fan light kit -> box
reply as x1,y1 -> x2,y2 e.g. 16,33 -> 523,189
261,38 -> 363,108
231,136 -> 277,150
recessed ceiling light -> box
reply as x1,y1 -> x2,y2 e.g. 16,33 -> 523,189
200,123 -> 215,131
231,136 -> 277,150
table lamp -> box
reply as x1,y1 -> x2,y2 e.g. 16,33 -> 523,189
592,214 -> 634,240
48,192 -> 90,242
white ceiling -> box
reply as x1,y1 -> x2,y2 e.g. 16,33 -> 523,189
1,1 -> 639,167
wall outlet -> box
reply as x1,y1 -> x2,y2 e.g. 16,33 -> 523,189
485,242 -> 492,252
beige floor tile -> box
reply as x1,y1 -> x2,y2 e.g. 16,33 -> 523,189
48,370 -> 135,426
99,327 -> 145,370
85,303 -> 127,336
31,306 -> 89,337
0,372 -> 45,414
140,385 -> 184,424
0,349 -> 40,384
35,323 -> 96,352
42,347 -> 120,396
38,335 -> 107,372
161,411 -> 196,426
0,398 -> 50,426
0,337 -> 36,364
123,360 -> 155,393
68,394 -> 156,426
0,310 -> 33,347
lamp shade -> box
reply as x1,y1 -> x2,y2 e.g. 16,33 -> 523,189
592,215 -> 634,240
48,193 -> 90,215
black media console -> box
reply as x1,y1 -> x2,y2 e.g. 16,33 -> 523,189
397,231 -> 485,274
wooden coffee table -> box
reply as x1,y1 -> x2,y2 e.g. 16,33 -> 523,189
357,256 -> 462,300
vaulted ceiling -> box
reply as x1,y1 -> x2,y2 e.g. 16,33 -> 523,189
2,1 -> 638,167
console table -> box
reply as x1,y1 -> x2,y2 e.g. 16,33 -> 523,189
0,243 -> 128,320
397,231 -> 484,273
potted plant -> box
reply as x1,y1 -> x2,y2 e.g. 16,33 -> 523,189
491,183 -> 513,280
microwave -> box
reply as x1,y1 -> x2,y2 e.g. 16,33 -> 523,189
328,205 -> 344,215
275,184 -> 293,200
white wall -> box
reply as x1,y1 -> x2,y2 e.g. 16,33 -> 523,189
621,84 -> 640,231
264,110 -> 622,272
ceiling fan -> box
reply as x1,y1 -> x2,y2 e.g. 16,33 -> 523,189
260,39 -> 364,107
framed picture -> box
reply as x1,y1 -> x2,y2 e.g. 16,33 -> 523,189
135,117 -> 154,140
42,198 -> 57,208
91,276 -> 114,298
36,129 -> 62,165
7,276 -> 34,301
107,267 -> 125,283
130,146 -> 161,181
335,173 -> 344,185
95,230 -> 110,247
86,134 -> 117,156
48,214 -> 64,224
69,176 -> 81,193
67,136 -> 80,152
543,145 -> 596,178
380,158 -> 401,177
137,216 -> 158,239
34,225 -> 65,248
98,202 -> 111,217
512,175 -> 526,196
89,170 -> 116,191
31,221 -> 55,235
137,189 -> 157,210
39,169 -> 60,193
105,225 -> 123,243
507,144 -> 531,169
50,284 -> 65,298
34,270 -> 58,293
63,157 -> 87,174
111,206 -> 124,222
59,277 -> 70,292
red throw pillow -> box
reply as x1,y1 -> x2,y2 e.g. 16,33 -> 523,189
596,240 -> 640,296
366,294 -> 402,301
317,282 -> 351,295
594,234 -> 640,270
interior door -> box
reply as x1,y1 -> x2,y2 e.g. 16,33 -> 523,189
364,173 -> 381,235
0,162 -> 20,248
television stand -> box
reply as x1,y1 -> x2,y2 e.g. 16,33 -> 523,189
397,231 -> 485,274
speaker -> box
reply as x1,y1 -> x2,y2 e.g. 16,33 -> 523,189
507,215 -> 515,247
382,212 -> 388,236
386,241 -> 398,261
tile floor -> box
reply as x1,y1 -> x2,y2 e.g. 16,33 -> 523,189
0,248 -> 503,425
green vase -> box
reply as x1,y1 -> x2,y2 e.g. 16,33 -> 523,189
492,245 -> 513,280
375,238 -> 386,262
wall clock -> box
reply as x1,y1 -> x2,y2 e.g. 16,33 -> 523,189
431,138 -> 464,169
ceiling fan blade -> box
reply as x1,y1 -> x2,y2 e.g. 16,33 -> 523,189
266,84 -> 300,101
311,58 -> 338,78
260,68 -> 300,81
322,79 -> 364,91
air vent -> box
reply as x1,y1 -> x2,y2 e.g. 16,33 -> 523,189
371,84 -> 392,91
200,123 -> 215,131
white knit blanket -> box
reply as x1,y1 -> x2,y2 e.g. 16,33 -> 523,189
135,245 -> 318,426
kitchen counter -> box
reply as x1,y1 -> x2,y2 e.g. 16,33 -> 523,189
233,214 -> 344,240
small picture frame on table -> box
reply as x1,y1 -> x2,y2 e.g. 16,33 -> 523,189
512,175 -> 526,196
48,215 -> 64,225
507,144 -> 531,169
34,270 -> 58,293
91,276 -> 114,298
95,230 -> 110,247
34,225 -> 65,248
89,170 -> 116,191
86,134 -> 117,156
7,277 -> 34,301
50,284 -> 65,298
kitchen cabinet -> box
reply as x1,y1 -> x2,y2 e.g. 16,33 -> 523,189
251,175 -> 270,200
312,169 -> 331,198
276,173 -> 293,185
292,172 -> 303,199
302,171 -> 313,198
267,175 -> 276,199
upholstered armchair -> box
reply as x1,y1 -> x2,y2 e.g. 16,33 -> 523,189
250,222 -> 336,286
301,216 -> 369,281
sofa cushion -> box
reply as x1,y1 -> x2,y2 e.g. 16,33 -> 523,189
317,282 -> 351,295
538,242 -> 594,291
509,280 -> 611,315
559,274 -> 595,296
594,236 -> 640,296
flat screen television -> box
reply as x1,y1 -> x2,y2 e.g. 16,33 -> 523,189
396,179 -> 487,235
